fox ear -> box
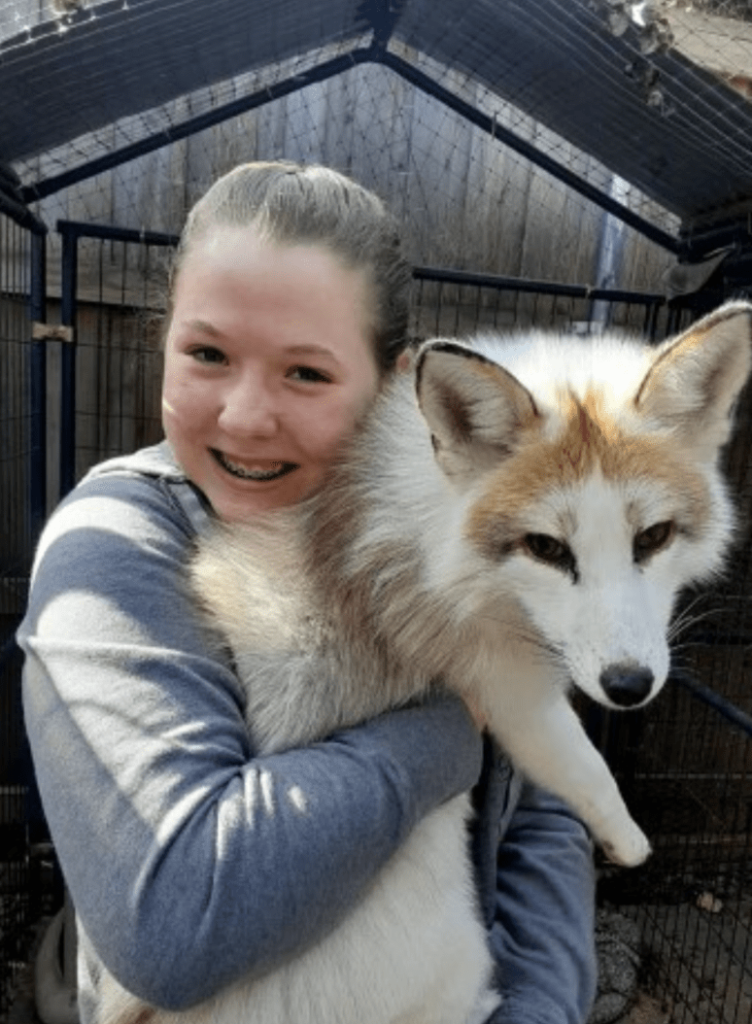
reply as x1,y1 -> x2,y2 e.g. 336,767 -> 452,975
416,341 -> 540,480
635,302 -> 752,456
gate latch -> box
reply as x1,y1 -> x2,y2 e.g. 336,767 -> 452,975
33,322 -> 74,343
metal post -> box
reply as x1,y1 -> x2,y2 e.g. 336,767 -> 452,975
29,229 -> 47,536
59,226 -> 78,499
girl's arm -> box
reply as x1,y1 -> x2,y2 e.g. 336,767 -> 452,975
20,473 -> 483,1010
485,773 -> 598,1024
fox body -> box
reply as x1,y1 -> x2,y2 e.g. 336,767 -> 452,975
99,302 -> 751,1024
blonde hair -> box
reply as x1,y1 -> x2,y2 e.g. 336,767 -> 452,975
171,162 -> 412,373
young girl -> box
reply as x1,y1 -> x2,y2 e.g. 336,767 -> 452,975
19,162 -> 596,1024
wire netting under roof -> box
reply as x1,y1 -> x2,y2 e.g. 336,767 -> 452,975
2,0 -> 752,244
4,2 -> 679,302
0,0 -> 368,164
13,39 -> 369,202
394,0 -> 752,227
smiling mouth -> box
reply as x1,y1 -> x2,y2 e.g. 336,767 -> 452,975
211,450 -> 297,482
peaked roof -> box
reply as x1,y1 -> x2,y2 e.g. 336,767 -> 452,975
1,0 -> 751,235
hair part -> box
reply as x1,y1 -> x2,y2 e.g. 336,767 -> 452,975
170,161 -> 412,374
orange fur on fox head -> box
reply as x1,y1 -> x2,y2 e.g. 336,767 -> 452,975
466,385 -> 712,564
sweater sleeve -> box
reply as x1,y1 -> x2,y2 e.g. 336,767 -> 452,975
486,781 -> 598,1024
18,472 -> 483,1011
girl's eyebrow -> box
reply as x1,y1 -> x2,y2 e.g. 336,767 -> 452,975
286,343 -> 342,366
181,318 -> 224,338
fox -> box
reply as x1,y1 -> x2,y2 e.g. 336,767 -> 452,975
99,301 -> 752,1024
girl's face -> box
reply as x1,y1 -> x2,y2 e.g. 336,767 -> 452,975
162,227 -> 380,521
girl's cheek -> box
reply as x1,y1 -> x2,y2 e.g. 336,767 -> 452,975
163,387 -> 202,429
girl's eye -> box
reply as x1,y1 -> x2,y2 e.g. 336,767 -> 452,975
189,345 -> 227,366
289,365 -> 332,384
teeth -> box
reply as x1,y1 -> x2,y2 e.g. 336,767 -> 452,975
214,451 -> 292,481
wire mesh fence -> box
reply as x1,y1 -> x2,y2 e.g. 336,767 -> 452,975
593,680 -> 752,1024
56,222 -> 171,492
2,219 -> 752,1021
4,0 -> 751,243
410,266 -> 696,342
8,2 -> 703,306
23,55 -> 678,300
0,656 -> 34,1024
0,215 -> 34,605
0,212 -> 36,1024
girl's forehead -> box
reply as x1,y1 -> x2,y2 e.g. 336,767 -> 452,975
167,228 -> 378,368
174,227 -> 369,309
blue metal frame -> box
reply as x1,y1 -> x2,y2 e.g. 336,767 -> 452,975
673,670 -> 752,740
59,224 -> 79,499
29,230 -> 48,539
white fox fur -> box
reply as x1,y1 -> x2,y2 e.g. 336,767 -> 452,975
99,302 -> 752,1024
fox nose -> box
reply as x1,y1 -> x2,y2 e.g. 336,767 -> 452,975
600,665 -> 654,708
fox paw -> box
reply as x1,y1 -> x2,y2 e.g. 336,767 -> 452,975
600,825 -> 652,868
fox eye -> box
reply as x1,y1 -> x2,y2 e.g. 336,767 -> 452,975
633,521 -> 674,563
523,533 -> 577,579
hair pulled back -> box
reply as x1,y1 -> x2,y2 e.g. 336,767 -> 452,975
172,162 -> 412,374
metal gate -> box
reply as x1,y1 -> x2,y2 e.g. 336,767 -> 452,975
0,207 -> 47,1021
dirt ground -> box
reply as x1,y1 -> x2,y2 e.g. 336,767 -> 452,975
620,993 -> 672,1024
594,895 -> 752,1024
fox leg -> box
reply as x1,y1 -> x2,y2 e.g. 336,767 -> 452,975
480,673 -> 651,867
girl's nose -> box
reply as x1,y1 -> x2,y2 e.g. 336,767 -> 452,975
218,375 -> 279,437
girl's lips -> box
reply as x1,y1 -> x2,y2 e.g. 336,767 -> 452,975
210,449 -> 297,481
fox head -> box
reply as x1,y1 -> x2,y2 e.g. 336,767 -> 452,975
416,302 -> 752,711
